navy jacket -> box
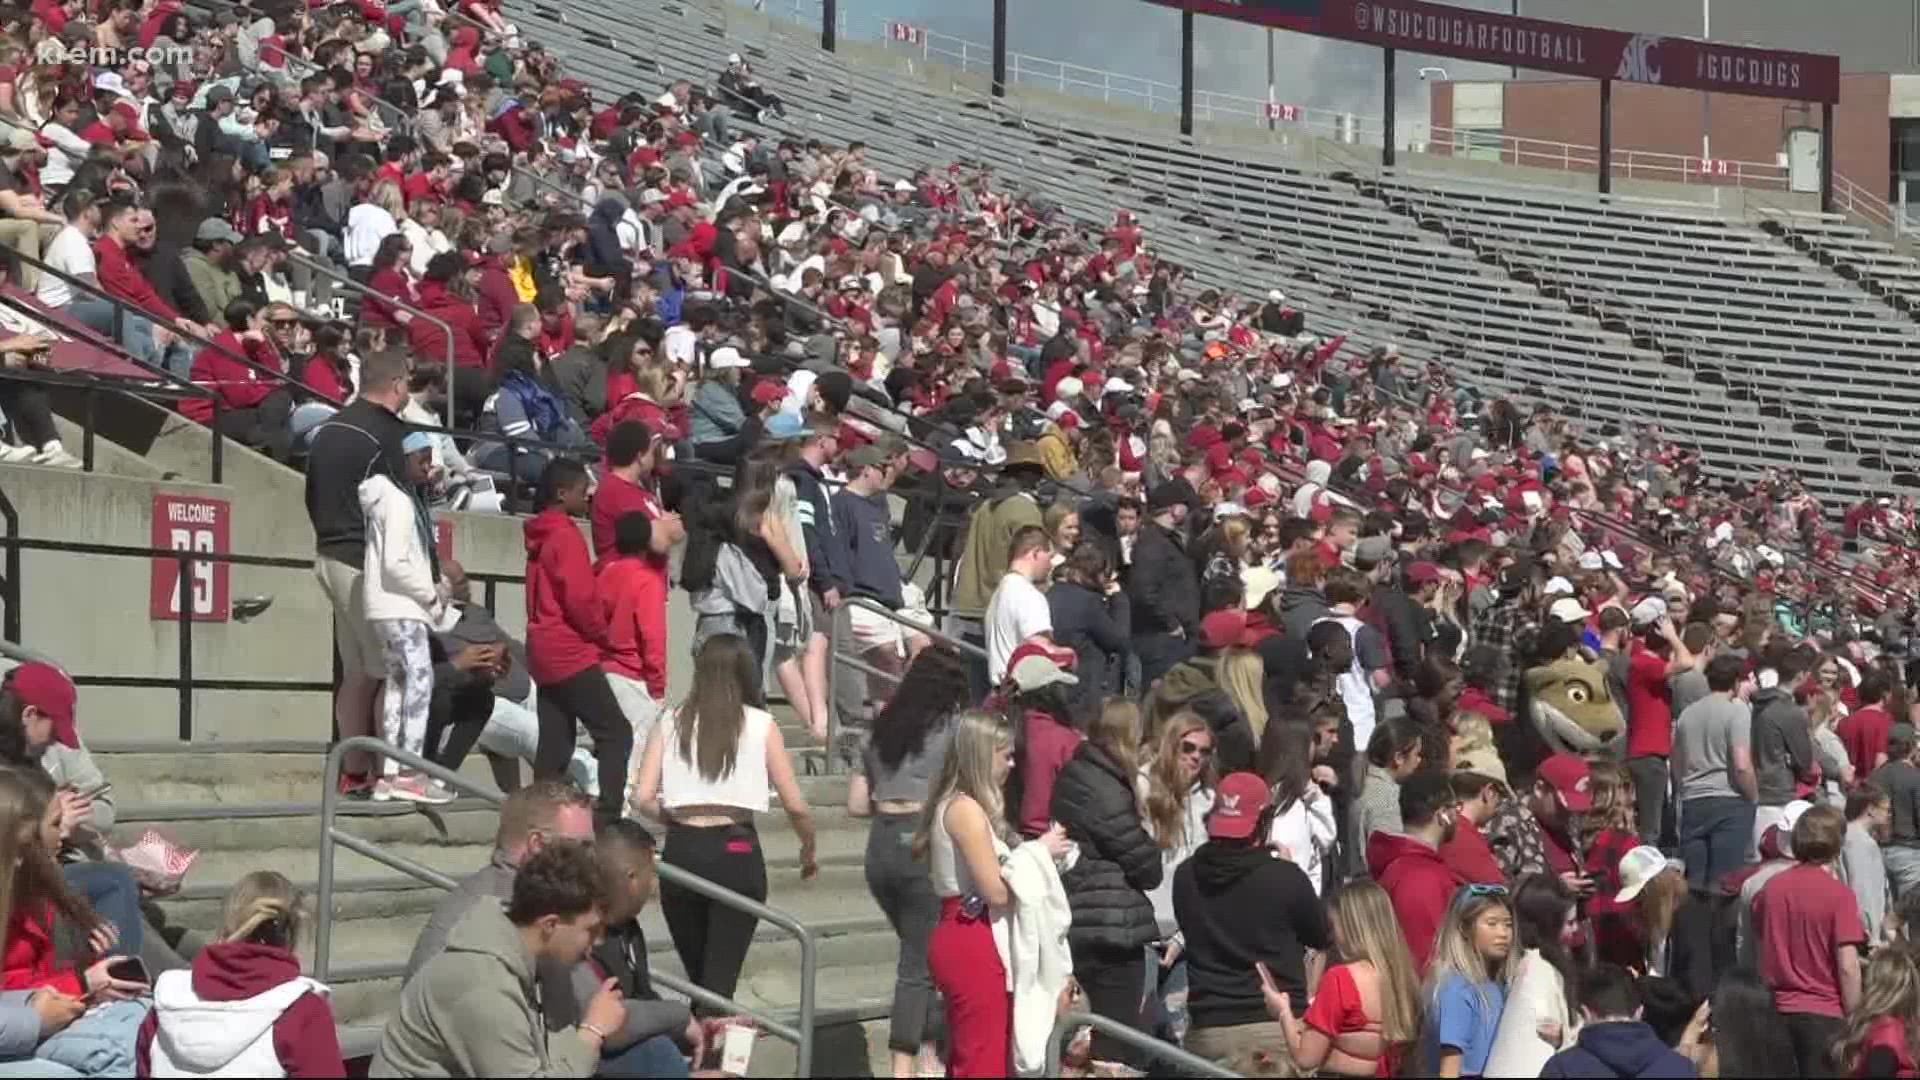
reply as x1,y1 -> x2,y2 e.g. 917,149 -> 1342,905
1048,579 -> 1130,723
1540,1021 -> 1698,1079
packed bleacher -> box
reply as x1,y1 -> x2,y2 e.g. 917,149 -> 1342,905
3,0 -> 1920,1075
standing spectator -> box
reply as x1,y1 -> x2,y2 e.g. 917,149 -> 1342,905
1047,541 -> 1130,722
785,422 -> 845,737
1419,885 -> 1517,1078
1750,650 -> 1819,860
1174,771 -> 1331,1078
1485,874 -> 1580,1077
1354,714 -> 1426,850
1839,669 -> 1896,778
951,445 -> 1047,691
306,350 -> 411,798
631,634 -> 818,1011
1623,610 -> 1697,847
362,432 -> 452,804
1874,726 -> 1920,901
1130,479 -> 1200,690
600,511 -> 678,763
833,444 -> 922,695
1442,768 -> 1511,887
1323,567 -> 1391,757
1136,711 -> 1217,1045
1369,768 -> 1468,973
1260,721 -> 1337,896
523,457 -> 627,829
919,710 -> 1071,1078
1750,804 -> 1866,1076
1262,880 -> 1422,1077
1842,784 -> 1892,947
1050,699 -> 1162,1070
1831,945 -> 1920,1079
984,526 -> 1056,685
847,646 -> 969,1080
372,842 -> 627,1077
1537,964 -> 1698,1079
1671,655 -> 1758,892
135,871 -> 346,1078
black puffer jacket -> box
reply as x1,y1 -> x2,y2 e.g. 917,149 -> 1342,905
1048,742 -> 1163,953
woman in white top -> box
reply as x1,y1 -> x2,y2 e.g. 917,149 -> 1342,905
1135,711 -> 1218,1045
918,710 -> 1069,1078
632,634 -> 817,1012
1485,874 -> 1582,1078
343,180 -> 404,269
36,92 -> 90,192
1260,721 -> 1338,895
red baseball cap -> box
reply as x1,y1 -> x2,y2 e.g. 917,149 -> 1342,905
1199,609 -> 1252,651
749,381 -> 786,407
1406,562 -> 1444,587
1207,772 -> 1271,840
8,663 -> 78,748
1536,754 -> 1593,813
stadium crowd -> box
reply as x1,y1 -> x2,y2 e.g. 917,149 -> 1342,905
0,0 -> 1915,1075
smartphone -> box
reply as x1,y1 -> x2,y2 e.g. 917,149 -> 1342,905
105,957 -> 149,985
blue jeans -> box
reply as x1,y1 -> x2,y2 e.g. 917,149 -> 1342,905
1678,796 -> 1755,893
66,295 -> 171,373
62,862 -> 143,958
598,1034 -> 689,1078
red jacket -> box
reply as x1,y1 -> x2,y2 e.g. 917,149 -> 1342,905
94,236 -> 180,322
2,903 -> 82,997
1368,830 -> 1466,974
360,266 -> 414,330
1016,709 -> 1084,839
1438,817 -> 1506,889
590,393 -> 678,450
408,280 -> 491,371
524,507 -> 609,686
599,554 -> 668,700
181,331 -> 283,422
134,941 -> 344,1078
300,355 -> 351,405
473,261 -> 520,342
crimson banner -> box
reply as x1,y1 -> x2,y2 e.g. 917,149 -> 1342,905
1143,0 -> 1841,104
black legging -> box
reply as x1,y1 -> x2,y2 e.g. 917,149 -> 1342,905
660,820 -> 768,1014
1071,943 -> 1149,1067
533,666 -> 631,828
215,388 -> 294,462
0,379 -> 59,449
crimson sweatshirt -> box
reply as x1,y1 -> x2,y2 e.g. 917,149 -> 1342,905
135,941 -> 344,1077
1368,830 -> 1467,974
181,331 -> 284,422
600,554 -> 669,700
524,507 -> 610,686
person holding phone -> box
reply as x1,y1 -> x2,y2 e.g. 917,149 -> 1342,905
135,870 -> 345,1077
0,333 -> 80,468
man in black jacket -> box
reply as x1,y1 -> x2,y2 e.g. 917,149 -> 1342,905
1174,771 -> 1331,1077
1369,560 -> 1443,683
1129,478 -> 1200,691
305,349 -> 411,797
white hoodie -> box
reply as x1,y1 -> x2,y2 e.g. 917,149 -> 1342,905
359,473 -> 443,625
147,969 -> 330,1078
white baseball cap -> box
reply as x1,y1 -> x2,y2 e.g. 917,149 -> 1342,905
1548,597 -> 1591,623
707,346 -> 749,370
1613,845 -> 1677,903
1544,576 -> 1575,596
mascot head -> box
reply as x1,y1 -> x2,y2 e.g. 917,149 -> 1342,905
1524,654 -> 1624,757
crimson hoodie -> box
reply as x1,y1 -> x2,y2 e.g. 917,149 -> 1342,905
408,280 -> 492,371
1439,816 -> 1506,890
524,507 -> 610,686
600,554 -> 668,700
134,941 -> 344,1077
1367,830 -> 1466,974
180,331 -> 284,422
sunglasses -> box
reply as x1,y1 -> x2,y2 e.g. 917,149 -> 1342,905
1455,882 -> 1509,906
269,319 -> 299,327
1178,739 -> 1213,757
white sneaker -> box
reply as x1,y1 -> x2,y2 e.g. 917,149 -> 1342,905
375,771 -> 456,805
31,444 -> 81,469
0,443 -> 35,464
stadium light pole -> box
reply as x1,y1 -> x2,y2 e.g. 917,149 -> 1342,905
1266,29 -> 1275,131
1701,0 -> 1711,164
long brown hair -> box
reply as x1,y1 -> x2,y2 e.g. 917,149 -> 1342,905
1142,711 -> 1216,851
0,767 -> 98,952
1638,866 -> 1689,948
1836,943 -> 1920,1076
1086,698 -> 1140,776
674,634 -> 757,783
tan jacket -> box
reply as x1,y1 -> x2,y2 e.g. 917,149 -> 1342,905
952,490 -> 1042,617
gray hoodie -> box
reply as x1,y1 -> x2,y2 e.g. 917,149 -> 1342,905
373,899 -> 599,1079
1749,686 -> 1815,807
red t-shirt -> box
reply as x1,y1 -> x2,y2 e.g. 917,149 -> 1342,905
1838,705 -> 1893,780
1303,963 -> 1395,1078
1752,863 -> 1867,1018
589,470 -> 661,567
1438,817 -> 1505,887
1862,1016 -> 1919,1078
1625,642 -> 1674,758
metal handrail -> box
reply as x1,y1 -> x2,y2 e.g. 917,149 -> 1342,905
820,593 -> 985,773
316,736 -> 820,1074
280,250 -> 457,424
1046,1011 -> 1236,1077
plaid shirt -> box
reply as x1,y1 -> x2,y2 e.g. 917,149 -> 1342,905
1472,600 -> 1539,715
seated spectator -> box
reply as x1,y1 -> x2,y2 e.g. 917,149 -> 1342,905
0,331 -> 80,468
476,309 -> 593,486
33,188 -> 176,373
409,251 -> 493,418
134,871 -> 346,1078
0,129 -> 63,292
180,218 -> 245,323
179,298 -> 295,463
403,781 -> 596,980
374,840 -> 627,1077
360,233 -> 416,333
92,199 -> 213,375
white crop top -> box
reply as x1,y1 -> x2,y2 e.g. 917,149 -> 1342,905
658,705 -> 774,813
929,794 -> 1009,898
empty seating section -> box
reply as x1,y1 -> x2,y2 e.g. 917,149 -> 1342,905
562,1 -> 1874,499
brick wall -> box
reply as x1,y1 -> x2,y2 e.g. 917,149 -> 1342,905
1427,74 -> 1892,195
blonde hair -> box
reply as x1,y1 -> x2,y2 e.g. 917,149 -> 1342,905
1638,867 -> 1688,951
914,710 -> 1012,859
1836,943 -> 1920,1076
221,870 -> 305,946
1142,711 -> 1216,852
1043,503 -> 1078,545
371,180 -> 405,219
1087,698 -> 1140,776
1218,515 -> 1252,562
1218,648 -> 1268,742
1423,891 -> 1516,1028
1583,760 -> 1637,840
1332,882 -> 1422,1052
